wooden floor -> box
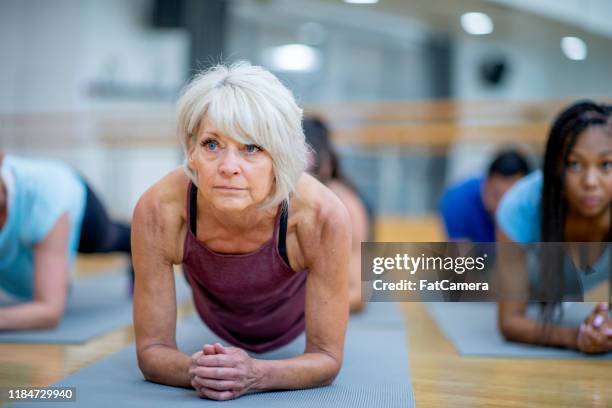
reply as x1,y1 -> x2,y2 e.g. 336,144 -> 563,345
404,302 -> 611,407
1,216 -> 610,407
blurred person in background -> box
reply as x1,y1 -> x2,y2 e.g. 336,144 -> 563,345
497,100 -> 612,353
0,153 -> 132,330
439,149 -> 531,242
303,117 -> 371,312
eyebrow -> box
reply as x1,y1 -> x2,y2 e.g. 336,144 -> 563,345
569,149 -> 612,158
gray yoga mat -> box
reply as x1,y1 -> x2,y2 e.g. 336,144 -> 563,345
427,302 -> 612,359
8,306 -> 414,407
349,301 -> 405,328
0,271 -> 191,344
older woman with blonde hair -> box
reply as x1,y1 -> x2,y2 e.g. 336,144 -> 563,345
132,62 -> 351,401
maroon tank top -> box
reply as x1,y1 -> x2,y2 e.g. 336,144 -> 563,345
182,182 -> 307,353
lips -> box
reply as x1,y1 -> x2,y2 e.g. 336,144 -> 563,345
214,186 -> 245,191
580,196 -> 603,209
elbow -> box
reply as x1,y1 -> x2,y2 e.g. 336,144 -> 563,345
39,307 -> 63,329
497,303 -> 525,343
323,372 -> 339,387
349,298 -> 365,314
499,323 -> 514,342
136,346 -> 169,384
137,357 -> 159,383
46,315 -> 62,329
349,286 -> 365,314
323,365 -> 341,386
136,348 -> 158,382
39,316 -> 61,330
321,354 -> 343,386
498,316 -> 520,342
141,370 -> 159,384
136,352 -> 157,382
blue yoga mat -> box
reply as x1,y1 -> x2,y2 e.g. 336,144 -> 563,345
349,301 -> 405,328
427,302 -> 612,359
0,271 -> 191,344
7,303 -> 414,407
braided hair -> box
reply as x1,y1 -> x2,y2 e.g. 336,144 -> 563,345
539,100 -> 612,322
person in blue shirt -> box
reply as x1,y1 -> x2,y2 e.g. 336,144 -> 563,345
439,150 -> 531,242
496,100 -> 612,353
0,153 -> 131,330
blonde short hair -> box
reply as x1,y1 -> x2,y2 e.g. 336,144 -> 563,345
176,61 -> 308,207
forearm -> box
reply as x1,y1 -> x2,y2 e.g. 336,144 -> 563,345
253,352 -> 341,391
501,315 -> 578,349
137,345 -> 192,387
0,301 -> 63,330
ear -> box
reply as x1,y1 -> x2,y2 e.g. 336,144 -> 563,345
187,135 -> 197,165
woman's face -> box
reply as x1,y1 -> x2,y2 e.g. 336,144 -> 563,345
564,126 -> 612,217
189,117 -> 275,212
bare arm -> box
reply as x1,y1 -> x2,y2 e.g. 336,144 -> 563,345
255,199 -> 351,389
0,213 -> 70,330
132,191 -> 190,387
496,228 -> 579,349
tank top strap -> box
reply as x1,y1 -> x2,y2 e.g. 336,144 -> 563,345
187,181 -> 197,235
277,201 -> 289,265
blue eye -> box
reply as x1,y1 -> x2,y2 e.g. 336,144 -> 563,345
245,144 -> 261,154
202,139 -> 218,151
602,161 -> 612,171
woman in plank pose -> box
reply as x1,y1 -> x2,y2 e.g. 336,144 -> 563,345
0,153 -> 132,330
132,62 -> 351,400
497,100 -> 612,353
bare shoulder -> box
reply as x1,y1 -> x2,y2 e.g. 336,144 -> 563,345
290,174 -> 351,254
132,167 -> 190,264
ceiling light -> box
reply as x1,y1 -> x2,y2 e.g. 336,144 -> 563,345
344,0 -> 379,4
561,36 -> 587,61
461,12 -> 494,35
261,44 -> 322,73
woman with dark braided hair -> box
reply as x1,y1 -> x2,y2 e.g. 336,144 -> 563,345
496,100 -> 612,353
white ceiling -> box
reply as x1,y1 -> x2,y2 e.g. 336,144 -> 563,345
300,0 -> 612,40
485,0 -> 612,39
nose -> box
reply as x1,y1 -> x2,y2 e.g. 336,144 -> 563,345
583,166 -> 599,189
218,148 -> 241,177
